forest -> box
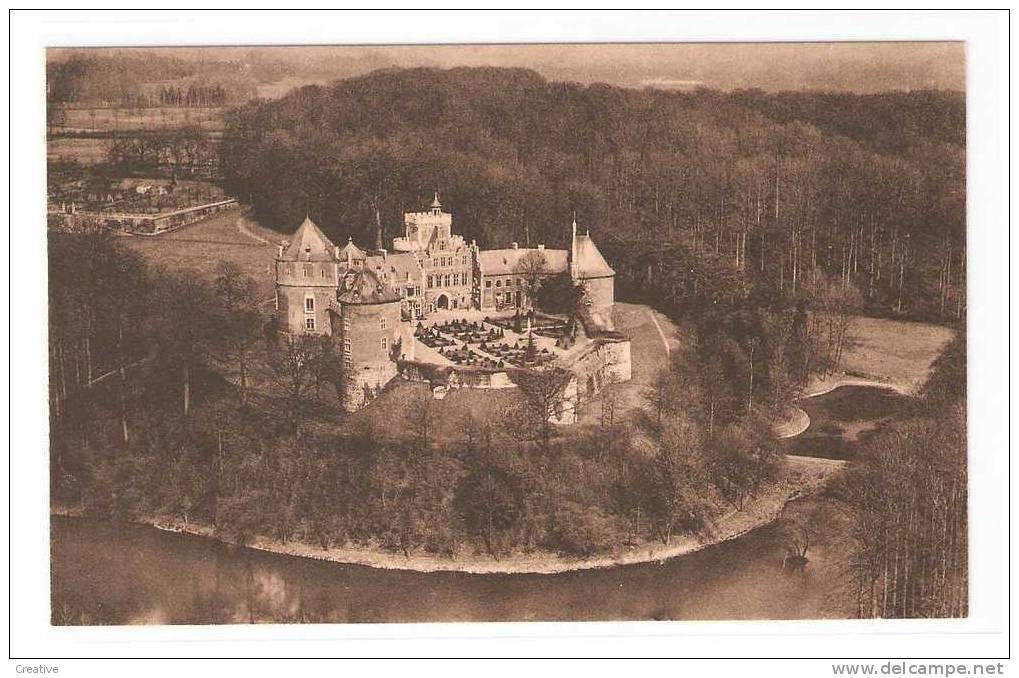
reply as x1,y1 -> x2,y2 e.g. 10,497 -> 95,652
832,334 -> 967,618
220,66 -> 965,323
49,234 -> 787,560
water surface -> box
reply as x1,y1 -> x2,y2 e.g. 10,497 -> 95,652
51,384 -> 900,624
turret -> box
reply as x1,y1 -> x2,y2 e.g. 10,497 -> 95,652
274,216 -> 337,336
331,268 -> 404,411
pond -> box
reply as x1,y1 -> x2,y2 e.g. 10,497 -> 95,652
50,385 -> 904,624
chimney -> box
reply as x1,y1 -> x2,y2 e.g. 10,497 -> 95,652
510,242 -> 519,250
334,245 -> 340,259
278,241 -> 287,259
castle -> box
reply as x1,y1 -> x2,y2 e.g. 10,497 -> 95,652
274,194 -> 619,410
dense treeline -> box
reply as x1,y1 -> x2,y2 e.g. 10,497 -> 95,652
50,234 -> 784,560
104,125 -> 217,176
47,54 -> 261,107
220,67 -> 965,322
158,84 -> 230,108
833,335 -> 967,618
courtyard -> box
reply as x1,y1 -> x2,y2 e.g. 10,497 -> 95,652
411,309 -> 581,370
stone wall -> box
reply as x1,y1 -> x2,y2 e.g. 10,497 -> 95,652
396,361 -> 516,391
277,285 -> 336,336
334,301 -> 403,411
565,337 -> 632,401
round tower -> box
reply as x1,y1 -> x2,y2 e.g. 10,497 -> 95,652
275,216 -> 338,336
332,267 -> 404,411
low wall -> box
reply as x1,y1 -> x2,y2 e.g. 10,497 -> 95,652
396,360 -> 516,390
49,199 -> 237,234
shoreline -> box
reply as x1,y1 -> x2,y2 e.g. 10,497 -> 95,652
803,374 -> 913,399
51,456 -> 838,576
771,375 -> 910,440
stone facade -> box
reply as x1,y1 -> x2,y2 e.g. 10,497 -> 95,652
330,278 -> 405,411
393,194 -> 474,313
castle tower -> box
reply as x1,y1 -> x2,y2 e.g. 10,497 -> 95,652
330,267 -> 404,411
275,216 -> 338,336
569,214 -> 616,331
393,193 -> 473,312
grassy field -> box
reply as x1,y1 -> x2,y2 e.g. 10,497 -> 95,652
50,106 -> 226,134
836,316 -> 956,392
48,137 -> 110,165
119,206 -> 279,298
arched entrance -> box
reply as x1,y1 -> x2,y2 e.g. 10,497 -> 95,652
436,294 -> 450,310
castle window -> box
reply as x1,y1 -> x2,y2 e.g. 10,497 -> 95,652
343,338 -> 351,352
462,256 -> 467,265
496,279 -> 502,288
305,317 -> 316,331
343,317 -> 350,333
444,274 -> 451,287
303,265 -> 311,278
305,296 -> 315,313
381,337 -> 388,352
344,354 -> 352,367
485,280 -> 492,288
380,317 -> 387,331
427,275 -> 433,288
320,269 -> 327,279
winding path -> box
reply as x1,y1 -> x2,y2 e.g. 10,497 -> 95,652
647,309 -> 672,357
235,214 -> 272,245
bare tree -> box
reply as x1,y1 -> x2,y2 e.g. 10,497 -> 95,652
513,367 -> 573,452
267,334 -> 332,435
211,261 -> 261,402
513,249 -> 548,308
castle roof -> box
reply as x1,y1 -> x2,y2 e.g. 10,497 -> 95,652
336,268 -> 402,305
366,252 -> 423,286
336,237 -> 367,262
281,216 -> 335,262
477,247 -> 568,277
572,233 -> 615,279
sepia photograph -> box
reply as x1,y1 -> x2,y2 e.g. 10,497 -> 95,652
8,8 -> 1011,666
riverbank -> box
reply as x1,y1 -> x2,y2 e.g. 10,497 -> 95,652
51,455 -> 838,576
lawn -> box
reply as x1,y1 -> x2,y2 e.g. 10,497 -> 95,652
120,205 -> 279,299
838,316 -> 956,392
573,303 -> 691,424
